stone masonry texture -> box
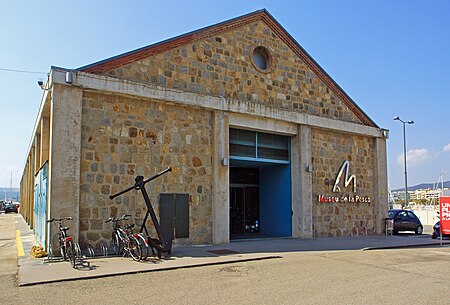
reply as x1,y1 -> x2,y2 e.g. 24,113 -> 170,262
79,91 -> 213,247
311,128 -> 376,237
103,21 -> 363,126
77,19 -> 378,245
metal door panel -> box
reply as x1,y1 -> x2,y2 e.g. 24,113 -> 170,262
174,194 -> 189,238
159,193 -> 190,240
160,194 -> 175,241
33,163 -> 48,247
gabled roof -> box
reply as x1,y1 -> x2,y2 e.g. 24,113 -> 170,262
78,9 -> 377,128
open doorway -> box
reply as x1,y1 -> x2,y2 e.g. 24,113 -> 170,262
229,165 -> 291,240
230,168 -> 260,239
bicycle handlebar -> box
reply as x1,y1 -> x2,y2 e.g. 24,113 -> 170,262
105,214 -> 132,223
109,167 -> 172,200
47,217 -> 73,223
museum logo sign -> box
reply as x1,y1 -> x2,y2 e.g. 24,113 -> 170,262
318,160 -> 371,203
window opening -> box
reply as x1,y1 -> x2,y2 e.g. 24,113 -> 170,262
229,128 -> 289,163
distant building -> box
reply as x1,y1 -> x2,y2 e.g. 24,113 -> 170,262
392,191 -> 406,201
0,188 -> 20,202
392,188 -> 449,203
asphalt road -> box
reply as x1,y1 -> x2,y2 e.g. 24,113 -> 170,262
1,214 -> 449,305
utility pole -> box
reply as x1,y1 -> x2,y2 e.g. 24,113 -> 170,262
394,116 -> 414,208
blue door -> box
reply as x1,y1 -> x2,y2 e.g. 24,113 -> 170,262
39,176 -> 48,246
34,181 -> 40,239
33,163 -> 48,247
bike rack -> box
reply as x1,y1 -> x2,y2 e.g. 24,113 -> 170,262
47,244 -> 54,257
43,256 -> 65,263
75,242 -> 82,257
109,167 -> 173,258
43,244 -> 67,263
84,242 -> 110,258
109,239 -> 119,256
98,241 -> 109,257
86,244 -> 96,258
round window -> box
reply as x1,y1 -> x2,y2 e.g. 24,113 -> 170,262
251,46 -> 273,73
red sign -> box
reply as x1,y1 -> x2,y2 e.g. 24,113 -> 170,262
439,196 -> 450,235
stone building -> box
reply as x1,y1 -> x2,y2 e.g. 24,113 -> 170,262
20,10 -> 388,250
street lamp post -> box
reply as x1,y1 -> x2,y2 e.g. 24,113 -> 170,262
394,116 -> 414,208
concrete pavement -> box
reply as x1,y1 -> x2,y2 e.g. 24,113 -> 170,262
0,213 -> 18,281
4,213 -> 449,286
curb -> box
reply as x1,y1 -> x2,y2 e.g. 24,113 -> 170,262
19,255 -> 281,287
363,241 -> 450,251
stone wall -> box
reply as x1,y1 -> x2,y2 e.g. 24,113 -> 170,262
79,91 -> 213,247
311,128 -> 376,237
104,21 -> 363,126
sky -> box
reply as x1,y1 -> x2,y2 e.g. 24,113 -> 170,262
0,0 -> 449,190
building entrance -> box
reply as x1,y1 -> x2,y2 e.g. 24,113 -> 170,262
230,168 -> 260,239
229,128 -> 292,240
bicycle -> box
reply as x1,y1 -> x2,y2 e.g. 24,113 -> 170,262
126,224 -> 149,260
123,223 -> 149,260
47,217 -> 77,268
109,167 -> 173,259
105,215 -> 143,261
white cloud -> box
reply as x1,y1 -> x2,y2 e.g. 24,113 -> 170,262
396,148 -> 431,167
443,143 -> 450,153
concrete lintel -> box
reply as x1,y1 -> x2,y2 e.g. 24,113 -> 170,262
229,113 -> 298,135
51,69 -> 385,139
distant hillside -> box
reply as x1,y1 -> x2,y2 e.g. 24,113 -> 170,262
0,188 -> 20,201
393,181 -> 450,192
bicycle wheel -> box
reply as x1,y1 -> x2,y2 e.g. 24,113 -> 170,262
66,240 -> 77,269
128,236 -> 142,262
111,231 -> 123,255
60,239 -> 67,260
136,234 -> 149,260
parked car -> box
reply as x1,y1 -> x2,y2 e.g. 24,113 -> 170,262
4,202 -> 18,214
431,220 -> 450,239
388,209 -> 423,235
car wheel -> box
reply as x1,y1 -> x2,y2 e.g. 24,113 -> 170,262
415,226 -> 423,235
